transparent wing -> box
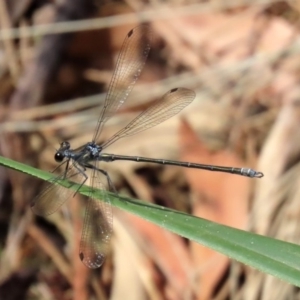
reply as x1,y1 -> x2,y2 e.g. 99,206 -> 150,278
101,88 -> 196,149
79,163 -> 113,269
31,161 -> 86,216
92,24 -> 152,143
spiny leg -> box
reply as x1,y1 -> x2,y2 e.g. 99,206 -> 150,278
70,162 -> 88,196
84,163 -> 117,193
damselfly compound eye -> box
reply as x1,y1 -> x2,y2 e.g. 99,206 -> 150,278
54,152 -> 64,162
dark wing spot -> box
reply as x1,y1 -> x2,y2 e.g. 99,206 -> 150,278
128,29 -> 134,37
79,252 -> 84,261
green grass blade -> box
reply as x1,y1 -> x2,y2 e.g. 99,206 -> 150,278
1,155 -> 300,286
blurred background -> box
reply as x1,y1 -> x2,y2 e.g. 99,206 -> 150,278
0,0 -> 300,299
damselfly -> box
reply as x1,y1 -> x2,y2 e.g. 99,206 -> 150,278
31,25 -> 263,269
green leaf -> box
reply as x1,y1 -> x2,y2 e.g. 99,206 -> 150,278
1,155 -> 300,286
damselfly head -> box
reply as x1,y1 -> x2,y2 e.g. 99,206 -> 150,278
54,141 -> 70,162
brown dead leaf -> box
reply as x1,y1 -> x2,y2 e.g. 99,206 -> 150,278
119,210 -> 192,299
179,118 -> 251,300
258,16 -> 294,53
111,216 -> 150,300
157,7 -> 295,66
